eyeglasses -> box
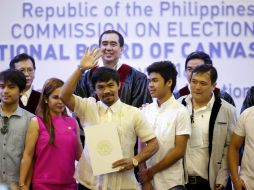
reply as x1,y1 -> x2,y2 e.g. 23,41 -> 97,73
1,117 -> 9,135
18,68 -> 34,74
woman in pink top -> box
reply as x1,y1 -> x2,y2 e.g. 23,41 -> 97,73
19,78 -> 83,190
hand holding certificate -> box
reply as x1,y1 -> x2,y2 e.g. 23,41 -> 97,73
84,123 -> 123,176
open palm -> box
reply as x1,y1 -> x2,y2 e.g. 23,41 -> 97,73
80,47 -> 101,70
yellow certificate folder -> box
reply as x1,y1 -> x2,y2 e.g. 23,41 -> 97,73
84,124 -> 123,176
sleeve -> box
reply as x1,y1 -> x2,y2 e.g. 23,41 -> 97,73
134,109 -> 155,142
241,86 -> 254,113
73,95 -> 88,122
216,105 -> 237,186
73,96 -> 97,124
131,71 -> 152,107
234,109 -> 249,137
175,107 -> 192,136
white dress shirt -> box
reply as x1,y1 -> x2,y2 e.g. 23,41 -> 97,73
184,94 -> 215,180
142,96 -> 191,189
98,58 -> 123,70
73,96 -> 155,190
20,86 -> 32,106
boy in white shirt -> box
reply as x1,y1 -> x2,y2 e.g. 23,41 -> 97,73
139,61 -> 191,190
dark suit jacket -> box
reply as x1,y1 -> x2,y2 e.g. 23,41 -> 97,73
19,90 -> 41,114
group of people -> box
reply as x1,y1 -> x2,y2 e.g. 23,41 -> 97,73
0,29 -> 253,190
1,55 -> 83,190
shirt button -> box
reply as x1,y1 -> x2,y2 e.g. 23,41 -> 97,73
3,171 -> 5,174
3,143 -> 6,146
3,157 -> 5,159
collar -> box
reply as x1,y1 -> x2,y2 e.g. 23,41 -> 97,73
23,86 -> 33,98
98,99 -> 121,113
185,93 -> 215,111
155,95 -> 175,110
0,106 -> 23,117
98,59 -> 123,71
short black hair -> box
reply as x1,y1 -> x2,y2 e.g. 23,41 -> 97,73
99,30 -> 124,47
185,51 -> 212,70
91,67 -> 120,89
0,69 -> 26,92
191,64 -> 218,84
9,53 -> 36,70
147,61 -> 178,92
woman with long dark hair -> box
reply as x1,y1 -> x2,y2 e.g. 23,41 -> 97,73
19,78 -> 83,190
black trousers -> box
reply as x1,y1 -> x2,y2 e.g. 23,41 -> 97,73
169,185 -> 186,190
77,183 -> 91,190
226,177 -> 232,190
186,180 -> 211,190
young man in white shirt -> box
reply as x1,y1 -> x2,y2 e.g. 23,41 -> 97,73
138,61 -> 191,190
60,48 -> 158,190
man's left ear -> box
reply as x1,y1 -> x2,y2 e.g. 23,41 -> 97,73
118,82 -> 121,90
120,46 -> 124,54
167,80 -> 172,88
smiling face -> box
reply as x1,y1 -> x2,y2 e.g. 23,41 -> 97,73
99,33 -> 123,67
190,71 -> 216,104
95,79 -> 120,106
14,59 -> 35,91
46,87 -> 65,116
0,80 -> 22,106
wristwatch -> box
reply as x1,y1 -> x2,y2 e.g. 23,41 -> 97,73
131,157 -> 139,167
